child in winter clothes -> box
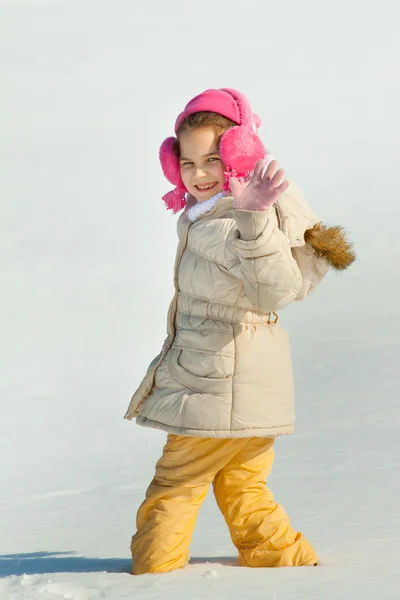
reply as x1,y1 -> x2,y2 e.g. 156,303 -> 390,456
125,88 -> 354,574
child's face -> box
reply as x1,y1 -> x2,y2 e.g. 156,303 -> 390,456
179,126 -> 225,202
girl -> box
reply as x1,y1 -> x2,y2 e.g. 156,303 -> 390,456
124,88 -> 354,574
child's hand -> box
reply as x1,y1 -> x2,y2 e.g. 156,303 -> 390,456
230,158 -> 289,211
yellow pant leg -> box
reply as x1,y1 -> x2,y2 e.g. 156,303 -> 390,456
212,438 -> 318,567
131,434 -> 250,575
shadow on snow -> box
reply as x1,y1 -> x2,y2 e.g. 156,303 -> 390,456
0,552 -> 239,577
0,552 -> 131,577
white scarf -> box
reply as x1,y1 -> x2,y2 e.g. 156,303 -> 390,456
186,191 -> 226,222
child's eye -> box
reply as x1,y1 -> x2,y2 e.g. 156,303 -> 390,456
181,161 -> 193,167
208,157 -> 220,162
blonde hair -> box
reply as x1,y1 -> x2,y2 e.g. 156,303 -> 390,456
174,111 -> 237,158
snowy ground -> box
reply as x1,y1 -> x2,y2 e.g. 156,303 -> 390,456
1,0 -> 400,598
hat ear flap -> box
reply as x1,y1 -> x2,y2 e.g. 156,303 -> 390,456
219,126 -> 266,172
159,136 -> 187,213
159,137 -> 180,185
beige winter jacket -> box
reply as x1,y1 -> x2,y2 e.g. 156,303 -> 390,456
124,183 -> 354,438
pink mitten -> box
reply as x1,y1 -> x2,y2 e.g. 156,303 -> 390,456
230,157 -> 289,211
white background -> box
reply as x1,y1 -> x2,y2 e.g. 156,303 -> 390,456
1,0 -> 399,598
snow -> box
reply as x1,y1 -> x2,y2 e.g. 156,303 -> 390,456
1,0 -> 399,598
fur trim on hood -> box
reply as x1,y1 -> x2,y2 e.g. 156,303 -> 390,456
304,223 -> 356,271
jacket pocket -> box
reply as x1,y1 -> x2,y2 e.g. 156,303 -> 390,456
168,347 -> 233,395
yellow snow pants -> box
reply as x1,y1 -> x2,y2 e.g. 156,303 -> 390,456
131,435 -> 318,574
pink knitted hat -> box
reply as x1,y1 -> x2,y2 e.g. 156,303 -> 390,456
159,88 -> 265,213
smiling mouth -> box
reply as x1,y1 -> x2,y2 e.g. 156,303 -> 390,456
195,182 -> 218,191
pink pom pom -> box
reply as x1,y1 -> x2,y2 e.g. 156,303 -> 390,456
162,188 -> 187,214
223,166 -> 251,192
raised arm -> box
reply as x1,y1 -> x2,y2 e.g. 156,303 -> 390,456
228,158 -> 303,312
